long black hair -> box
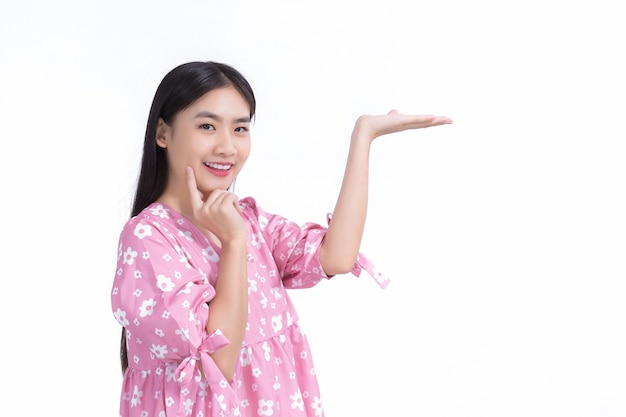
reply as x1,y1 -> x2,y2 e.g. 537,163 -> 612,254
120,61 -> 256,374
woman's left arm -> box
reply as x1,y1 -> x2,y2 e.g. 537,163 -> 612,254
320,110 -> 452,276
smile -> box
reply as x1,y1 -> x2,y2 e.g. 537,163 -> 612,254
204,162 -> 233,170
203,162 -> 233,177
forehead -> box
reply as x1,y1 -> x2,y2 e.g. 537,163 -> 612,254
186,86 -> 250,117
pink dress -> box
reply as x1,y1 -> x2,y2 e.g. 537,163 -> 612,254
111,197 -> 388,417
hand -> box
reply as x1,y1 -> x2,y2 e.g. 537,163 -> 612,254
185,166 -> 247,244
354,110 -> 452,142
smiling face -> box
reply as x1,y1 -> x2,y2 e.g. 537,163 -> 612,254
156,86 -> 252,208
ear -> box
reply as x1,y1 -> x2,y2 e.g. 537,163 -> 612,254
156,118 -> 169,149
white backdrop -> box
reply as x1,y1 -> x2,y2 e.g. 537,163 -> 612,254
1,1 -> 624,416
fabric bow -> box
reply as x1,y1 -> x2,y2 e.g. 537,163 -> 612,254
174,330 -> 240,417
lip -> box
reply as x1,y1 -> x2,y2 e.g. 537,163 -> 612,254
203,162 -> 234,177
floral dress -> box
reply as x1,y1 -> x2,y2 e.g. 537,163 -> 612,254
111,197 -> 388,417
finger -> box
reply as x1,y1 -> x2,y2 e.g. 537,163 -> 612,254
204,189 -> 237,214
429,115 -> 453,125
234,199 -> 243,215
185,166 -> 204,209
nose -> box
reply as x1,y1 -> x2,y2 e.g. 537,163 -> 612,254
214,130 -> 236,157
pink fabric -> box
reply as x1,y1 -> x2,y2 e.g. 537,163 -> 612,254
111,197 -> 386,417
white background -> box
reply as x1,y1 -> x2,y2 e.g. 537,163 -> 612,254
1,0 -> 624,416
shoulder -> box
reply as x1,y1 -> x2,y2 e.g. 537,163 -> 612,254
120,203 -> 180,241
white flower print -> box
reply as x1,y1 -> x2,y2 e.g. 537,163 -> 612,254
133,223 -> 152,239
198,380 -> 208,399
114,308 -> 129,326
300,350 -> 308,360
262,341 -> 271,361
183,398 -> 194,415
258,214 -> 268,230
150,204 -> 169,218
271,315 -> 283,333
155,328 -> 164,337
248,280 -> 258,294
311,397 -> 324,416
156,274 -> 175,292
178,229 -> 193,241
175,328 -> 189,342
165,363 -> 177,382
304,241 -> 317,255
150,344 -> 168,359
240,347 -> 252,367
165,396 -> 175,407
130,385 -> 143,407
251,232 -> 264,249
123,247 -> 138,265
133,270 -> 143,279
270,287 -> 282,300
258,399 -> 274,416
259,292 -> 268,308
290,390 -> 304,411
290,278 -> 303,287
188,310 -> 201,326
202,245 -> 219,262
177,281 -> 193,295
252,367 -> 262,378
215,393 -> 227,411
139,299 -> 156,317
142,251 -> 150,260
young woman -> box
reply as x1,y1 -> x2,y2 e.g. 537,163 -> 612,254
111,61 -> 452,417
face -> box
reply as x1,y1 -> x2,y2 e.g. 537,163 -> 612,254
156,86 -> 252,201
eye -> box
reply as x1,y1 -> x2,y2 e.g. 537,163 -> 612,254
234,126 -> 249,133
199,123 -> 215,130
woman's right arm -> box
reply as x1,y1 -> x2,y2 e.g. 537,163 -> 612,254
185,166 -> 249,381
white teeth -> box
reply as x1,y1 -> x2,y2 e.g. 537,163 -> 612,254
205,162 -> 231,170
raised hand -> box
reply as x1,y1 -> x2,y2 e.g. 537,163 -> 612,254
320,109 -> 452,276
184,165 -> 247,244
354,110 -> 452,142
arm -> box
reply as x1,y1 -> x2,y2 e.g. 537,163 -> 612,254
320,111 -> 452,275
206,238 -> 247,381
185,166 -> 248,381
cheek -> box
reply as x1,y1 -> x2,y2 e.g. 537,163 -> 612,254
238,140 -> 252,160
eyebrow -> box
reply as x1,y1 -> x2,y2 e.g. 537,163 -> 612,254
193,111 -> 251,124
